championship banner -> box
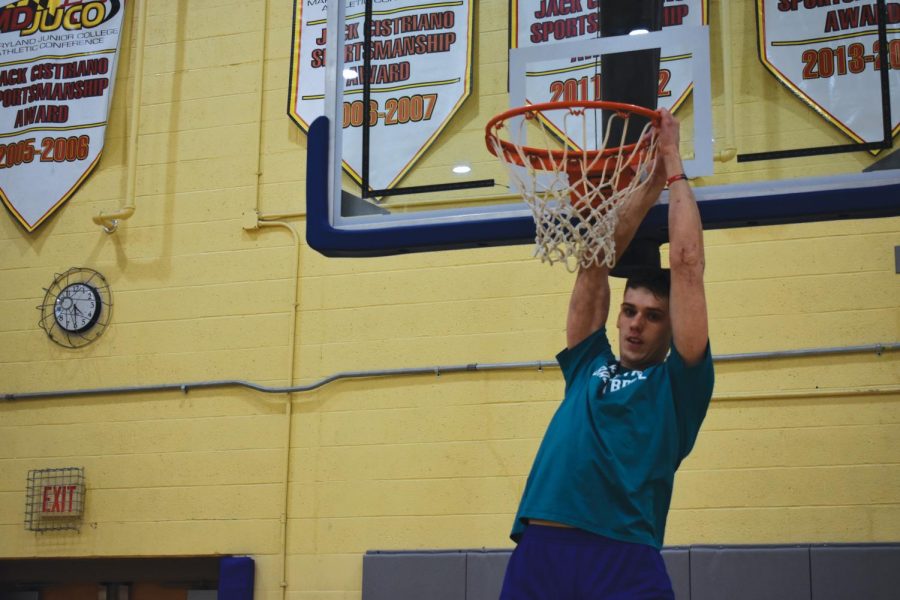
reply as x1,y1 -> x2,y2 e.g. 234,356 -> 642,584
757,0 -> 899,147
511,0 -> 707,149
289,0 -> 473,192
0,0 -> 125,232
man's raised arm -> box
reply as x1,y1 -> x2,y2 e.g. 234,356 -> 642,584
566,140 -> 667,349
658,109 -> 708,365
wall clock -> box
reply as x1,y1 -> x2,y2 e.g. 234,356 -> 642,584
38,268 -> 112,348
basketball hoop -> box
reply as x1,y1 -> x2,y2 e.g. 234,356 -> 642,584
485,101 -> 660,271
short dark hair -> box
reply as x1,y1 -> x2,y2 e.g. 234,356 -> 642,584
625,268 -> 671,300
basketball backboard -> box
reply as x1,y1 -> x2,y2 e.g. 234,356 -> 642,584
294,0 -> 900,259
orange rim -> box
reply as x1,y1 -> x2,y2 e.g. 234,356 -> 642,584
485,101 -> 660,172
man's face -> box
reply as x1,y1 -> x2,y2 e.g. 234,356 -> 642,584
616,286 -> 672,370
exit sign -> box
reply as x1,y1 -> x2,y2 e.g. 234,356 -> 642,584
25,467 -> 85,532
40,484 -> 83,517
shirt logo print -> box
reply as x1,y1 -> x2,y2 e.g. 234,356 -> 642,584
592,363 -> 647,393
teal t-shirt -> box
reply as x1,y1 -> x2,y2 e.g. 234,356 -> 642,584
511,327 -> 714,548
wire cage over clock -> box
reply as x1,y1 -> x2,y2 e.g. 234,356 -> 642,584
37,267 -> 113,349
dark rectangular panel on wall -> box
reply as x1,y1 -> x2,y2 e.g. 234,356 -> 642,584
810,545 -> 900,600
466,550 -> 511,600
0,558 -> 221,585
363,552 -> 466,600
661,547 -> 691,600
690,546 -> 811,600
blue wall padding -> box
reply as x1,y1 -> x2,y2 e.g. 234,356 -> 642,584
218,556 -> 254,600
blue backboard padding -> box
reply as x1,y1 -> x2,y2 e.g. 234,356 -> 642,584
307,117 -> 535,257
307,116 -> 900,258
218,556 -> 254,600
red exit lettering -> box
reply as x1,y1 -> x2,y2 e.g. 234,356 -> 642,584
41,484 -> 79,514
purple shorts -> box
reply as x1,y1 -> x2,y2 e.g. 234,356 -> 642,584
499,525 -> 675,599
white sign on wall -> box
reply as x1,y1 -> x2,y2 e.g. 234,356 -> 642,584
510,0 -> 707,150
758,0 -> 899,147
0,0 -> 126,232
289,0 -> 474,192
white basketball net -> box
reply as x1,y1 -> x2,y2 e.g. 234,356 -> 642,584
487,106 -> 658,272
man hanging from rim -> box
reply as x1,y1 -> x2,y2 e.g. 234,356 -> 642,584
500,108 -> 714,599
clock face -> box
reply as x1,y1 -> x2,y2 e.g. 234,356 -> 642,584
38,268 -> 112,348
53,283 -> 102,333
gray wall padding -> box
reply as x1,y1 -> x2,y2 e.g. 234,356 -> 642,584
690,546 -> 811,600
810,545 -> 900,600
466,551 -> 512,600
362,544 -> 900,600
661,547 -> 690,600
362,552 -> 466,600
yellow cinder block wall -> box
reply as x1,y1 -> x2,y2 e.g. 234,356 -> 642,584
0,1 -> 897,599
